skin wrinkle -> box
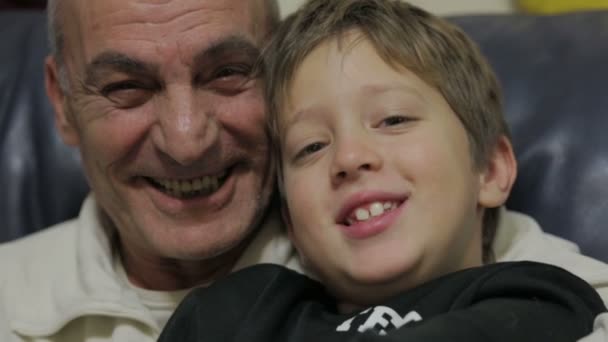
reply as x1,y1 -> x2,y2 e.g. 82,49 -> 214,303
87,5 -> 249,69
71,61 -> 154,124
84,52 -> 159,88
56,0 -> 260,44
47,0 -> 277,291
82,37 -> 260,91
195,37 -> 261,67
191,37 -> 261,91
107,9 -> 217,36
69,82 -> 119,123
99,2 -> 217,27
51,0 -> 261,90
79,39 -> 261,134
99,4 -> 241,39
68,1 -> 264,78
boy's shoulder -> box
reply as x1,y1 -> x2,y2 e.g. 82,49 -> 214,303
384,261 -> 601,315
162,262 -> 605,342
495,208 -> 608,302
338,261 -> 605,340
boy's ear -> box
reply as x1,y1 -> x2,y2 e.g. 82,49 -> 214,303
478,135 -> 517,208
281,201 -> 314,270
44,56 -> 80,146
280,200 -> 295,240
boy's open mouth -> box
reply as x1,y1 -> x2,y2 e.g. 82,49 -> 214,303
342,200 -> 404,226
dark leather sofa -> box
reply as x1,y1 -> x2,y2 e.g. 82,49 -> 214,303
1,10 -> 607,262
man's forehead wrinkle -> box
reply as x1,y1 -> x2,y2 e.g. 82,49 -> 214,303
91,1 -> 245,35
101,8 -> 219,35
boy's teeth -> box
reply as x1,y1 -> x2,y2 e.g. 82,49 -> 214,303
355,208 -> 370,221
369,202 -> 384,217
347,201 -> 399,225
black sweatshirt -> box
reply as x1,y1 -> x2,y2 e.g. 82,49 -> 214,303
159,261 -> 606,341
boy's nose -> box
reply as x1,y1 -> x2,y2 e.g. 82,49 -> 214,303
152,87 -> 217,166
330,138 -> 383,185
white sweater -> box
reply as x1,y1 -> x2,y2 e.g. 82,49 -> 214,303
0,197 -> 606,341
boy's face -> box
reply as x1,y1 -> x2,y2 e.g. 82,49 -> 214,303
280,33 -> 499,305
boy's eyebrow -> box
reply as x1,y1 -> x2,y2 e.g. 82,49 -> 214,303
283,106 -> 327,130
85,51 -> 158,85
285,83 -> 427,127
360,83 -> 426,102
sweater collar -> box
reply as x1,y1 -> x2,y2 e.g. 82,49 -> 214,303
8,194 -> 299,337
7,195 -> 157,336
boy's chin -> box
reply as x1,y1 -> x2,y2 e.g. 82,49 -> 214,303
328,268 -> 422,313
347,255 -> 420,286
331,282 -> 405,314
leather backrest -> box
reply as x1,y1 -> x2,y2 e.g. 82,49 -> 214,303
451,11 -> 608,262
0,11 -> 88,242
1,10 -> 606,263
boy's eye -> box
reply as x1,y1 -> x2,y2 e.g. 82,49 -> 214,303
379,115 -> 411,127
295,142 -> 326,160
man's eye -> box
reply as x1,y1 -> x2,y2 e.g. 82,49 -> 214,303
295,142 -> 326,160
101,81 -> 141,95
212,64 -> 252,80
101,81 -> 153,108
204,64 -> 254,95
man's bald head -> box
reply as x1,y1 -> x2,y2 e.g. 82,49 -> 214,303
46,0 -> 280,90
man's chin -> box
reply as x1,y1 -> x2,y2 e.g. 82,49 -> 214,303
166,230 -> 254,262
117,171 -> 273,261
141,215 -> 252,258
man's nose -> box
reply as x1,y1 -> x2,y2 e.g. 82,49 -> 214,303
330,136 -> 383,186
152,86 -> 216,165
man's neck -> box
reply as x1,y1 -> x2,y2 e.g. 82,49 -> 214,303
117,237 -> 250,291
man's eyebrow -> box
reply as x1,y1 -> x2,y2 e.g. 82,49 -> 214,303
85,51 -> 157,85
193,36 -> 261,66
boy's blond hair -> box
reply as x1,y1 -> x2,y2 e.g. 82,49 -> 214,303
263,0 -> 511,261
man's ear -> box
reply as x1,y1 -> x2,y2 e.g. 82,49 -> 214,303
478,135 -> 517,208
44,56 -> 80,146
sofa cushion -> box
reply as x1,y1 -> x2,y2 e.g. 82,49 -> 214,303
0,11 -> 88,242
451,11 -> 608,262
1,10 -> 607,263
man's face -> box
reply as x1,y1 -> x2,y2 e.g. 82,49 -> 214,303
49,0 -> 273,261
281,34 -> 490,305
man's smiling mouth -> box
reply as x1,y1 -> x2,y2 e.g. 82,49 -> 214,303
145,169 -> 230,199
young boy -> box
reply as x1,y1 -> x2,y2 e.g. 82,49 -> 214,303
159,0 -> 606,340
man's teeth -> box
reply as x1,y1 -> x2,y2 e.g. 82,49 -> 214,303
154,173 -> 226,197
348,201 -> 398,225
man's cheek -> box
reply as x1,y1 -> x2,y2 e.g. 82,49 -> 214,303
221,89 -> 266,127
